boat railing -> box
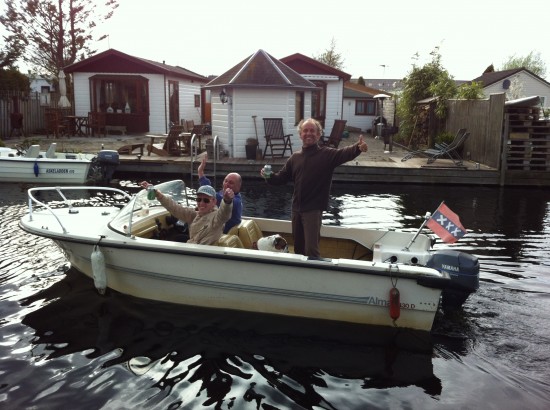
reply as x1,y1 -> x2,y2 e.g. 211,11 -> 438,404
26,186 -> 131,234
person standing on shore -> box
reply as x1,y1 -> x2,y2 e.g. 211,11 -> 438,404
197,155 -> 243,233
260,118 -> 368,258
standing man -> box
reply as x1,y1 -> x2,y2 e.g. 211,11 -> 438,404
198,155 -> 243,233
261,118 -> 368,258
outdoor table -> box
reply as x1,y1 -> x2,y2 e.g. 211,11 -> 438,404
64,115 -> 89,137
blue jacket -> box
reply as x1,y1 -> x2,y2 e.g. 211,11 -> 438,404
199,175 -> 242,233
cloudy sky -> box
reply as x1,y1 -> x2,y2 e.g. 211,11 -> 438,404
7,0 -> 550,81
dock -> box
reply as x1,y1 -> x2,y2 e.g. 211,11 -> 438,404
6,132 -> 548,186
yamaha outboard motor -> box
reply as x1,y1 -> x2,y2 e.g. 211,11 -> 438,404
426,250 -> 480,310
90,150 -> 119,184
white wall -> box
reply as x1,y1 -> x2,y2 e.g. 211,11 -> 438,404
211,88 -> 300,158
483,71 -> 550,108
303,74 -> 343,128
176,78 -> 203,129
72,72 -> 204,134
342,97 -> 375,132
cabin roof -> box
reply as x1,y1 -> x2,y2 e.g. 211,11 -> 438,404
204,49 -> 318,90
63,48 -> 207,82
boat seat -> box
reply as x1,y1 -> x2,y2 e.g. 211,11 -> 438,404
45,143 -> 57,158
25,145 -> 41,158
217,234 -> 244,248
227,219 -> 263,249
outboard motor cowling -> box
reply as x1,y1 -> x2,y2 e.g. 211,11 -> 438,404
426,250 -> 480,310
93,150 -> 119,184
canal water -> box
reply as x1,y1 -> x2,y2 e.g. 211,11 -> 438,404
1,179 -> 549,409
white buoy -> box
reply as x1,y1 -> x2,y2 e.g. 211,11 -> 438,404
91,244 -> 107,295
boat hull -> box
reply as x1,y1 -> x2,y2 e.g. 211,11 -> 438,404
0,150 -> 92,184
18,182 -> 454,332
51,237 -> 442,331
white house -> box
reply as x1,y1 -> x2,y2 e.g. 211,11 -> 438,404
204,50 -> 351,159
473,68 -> 550,108
342,82 -> 395,132
63,49 -> 208,134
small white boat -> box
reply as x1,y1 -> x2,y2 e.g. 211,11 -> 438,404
0,143 -> 118,185
19,180 -> 480,332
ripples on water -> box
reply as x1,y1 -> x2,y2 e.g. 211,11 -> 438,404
1,181 -> 550,409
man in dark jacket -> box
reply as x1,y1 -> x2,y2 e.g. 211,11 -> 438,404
261,118 -> 368,258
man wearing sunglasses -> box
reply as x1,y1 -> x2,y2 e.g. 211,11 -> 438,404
141,182 -> 234,245
197,155 -> 242,233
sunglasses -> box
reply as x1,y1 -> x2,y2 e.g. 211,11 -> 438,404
196,197 -> 211,204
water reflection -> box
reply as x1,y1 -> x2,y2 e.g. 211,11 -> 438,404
20,270 -> 440,409
2,179 -> 550,409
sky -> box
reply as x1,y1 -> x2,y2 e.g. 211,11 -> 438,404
5,0 -> 550,81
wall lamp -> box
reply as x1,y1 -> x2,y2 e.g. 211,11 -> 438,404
219,88 -> 228,104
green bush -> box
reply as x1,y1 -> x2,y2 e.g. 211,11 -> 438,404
435,132 -> 454,146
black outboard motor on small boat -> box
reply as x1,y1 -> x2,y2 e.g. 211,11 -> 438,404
90,150 -> 120,184
426,250 -> 480,310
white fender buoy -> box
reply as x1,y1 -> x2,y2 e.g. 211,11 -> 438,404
91,244 -> 107,295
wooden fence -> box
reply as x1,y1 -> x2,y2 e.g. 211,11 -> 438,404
0,90 -> 72,140
445,93 -> 505,169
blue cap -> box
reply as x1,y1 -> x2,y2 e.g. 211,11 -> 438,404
197,185 -> 216,197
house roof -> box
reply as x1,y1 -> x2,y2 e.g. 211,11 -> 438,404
204,49 -> 318,90
343,82 -> 391,99
353,78 -> 403,91
63,48 -> 208,82
472,67 -> 550,88
280,53 -> 351,81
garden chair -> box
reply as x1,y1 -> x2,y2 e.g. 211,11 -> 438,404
401,128 -> 467,162
319,119 -> 347,148
262,118 -> 293,158
87,111 -> 106,137
425,132 -> 470,165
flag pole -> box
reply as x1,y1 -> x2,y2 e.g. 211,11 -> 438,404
403,211 -> 432,251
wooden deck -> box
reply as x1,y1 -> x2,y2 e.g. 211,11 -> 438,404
115,150 -> 504,186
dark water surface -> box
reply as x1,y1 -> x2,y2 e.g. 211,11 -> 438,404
1,179 -> 550,409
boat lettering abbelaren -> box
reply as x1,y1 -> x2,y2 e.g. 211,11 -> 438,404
46,168 -> 74,174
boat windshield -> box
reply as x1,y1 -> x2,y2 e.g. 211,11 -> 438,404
109,180 -> 189,235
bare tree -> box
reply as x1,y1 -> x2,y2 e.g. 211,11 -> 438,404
0,0 -> 119,80
313,38 -> 345,70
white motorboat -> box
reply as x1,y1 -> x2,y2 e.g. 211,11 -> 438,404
19,180 -> 479,332
0,143 -> 119,184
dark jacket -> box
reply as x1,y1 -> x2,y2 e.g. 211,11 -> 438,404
267,143 -> 361,212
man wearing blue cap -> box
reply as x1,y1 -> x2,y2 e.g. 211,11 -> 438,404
198,155 -> 242,233
140,182 -> 234,245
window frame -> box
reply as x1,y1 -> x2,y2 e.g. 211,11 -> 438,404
355,99 -> 376,116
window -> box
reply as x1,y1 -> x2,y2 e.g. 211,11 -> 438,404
40,86 -> 50,106
194,94 -> 200,107
355,99 -> 376,116
89,75 -> 149,114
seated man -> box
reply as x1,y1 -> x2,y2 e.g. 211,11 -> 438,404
141,182 -> 233,245
198,155 -> 242,233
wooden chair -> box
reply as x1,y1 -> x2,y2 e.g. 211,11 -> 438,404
262,118 -> 293,159
162,125 -> 186,156
87,111 -> 106,137
320,119 -> 347,148
45,109 -> 66,139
